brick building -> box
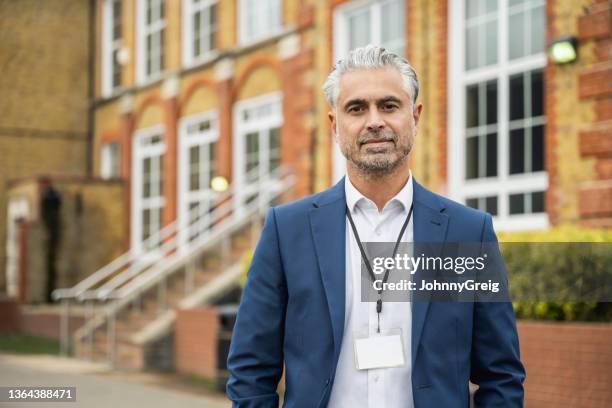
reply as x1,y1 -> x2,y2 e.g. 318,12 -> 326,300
90,0 -> 611,265
0,0 -> 93,298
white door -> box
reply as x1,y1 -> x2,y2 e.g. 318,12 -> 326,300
178,111 -> 219,251
233,93 -> 283,210
132,125 -> 166,255
5,198 -> 29,298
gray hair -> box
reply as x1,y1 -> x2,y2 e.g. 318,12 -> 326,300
322,45 -> 419,110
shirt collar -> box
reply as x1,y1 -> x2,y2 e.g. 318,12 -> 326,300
344,170 -> 413,213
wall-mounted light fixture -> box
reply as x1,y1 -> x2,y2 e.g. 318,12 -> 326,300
549,36 -> 578,65
211,176 -> 229,193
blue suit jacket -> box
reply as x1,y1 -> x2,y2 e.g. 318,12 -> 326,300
227,177 -> 525,407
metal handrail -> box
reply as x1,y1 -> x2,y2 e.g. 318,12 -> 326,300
58,165 -> 295,361
52,164 -> 264,301
108,172 -> 294,303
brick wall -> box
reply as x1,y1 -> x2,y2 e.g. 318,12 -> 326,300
174,308 -> 220,380
19,309 -> 85,340
0,0 -> 92,293
518,321 -> 612,407
575,1 -> 612,227
0,298 -> 21,333
7,177 -> 126,303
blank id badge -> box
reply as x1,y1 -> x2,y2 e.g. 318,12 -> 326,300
353,328 -> 406,370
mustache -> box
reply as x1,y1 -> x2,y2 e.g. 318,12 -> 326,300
357,130 -> 397,146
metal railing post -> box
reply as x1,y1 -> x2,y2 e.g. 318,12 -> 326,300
87,300 -> 94,361
60,298 -> 71,356
107,309 -> 116,367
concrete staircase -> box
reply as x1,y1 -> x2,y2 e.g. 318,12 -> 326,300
73,224 -> 255,370
54,166 -> 295,370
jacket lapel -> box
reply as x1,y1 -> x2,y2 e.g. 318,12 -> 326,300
411,179 -> 449,366
309,178 -> 347,363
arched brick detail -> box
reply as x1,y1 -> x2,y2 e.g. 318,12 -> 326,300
232,57 -> 282,101
133,94 -> 167,129
177,77 -> 218,117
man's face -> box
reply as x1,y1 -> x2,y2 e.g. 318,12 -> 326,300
329,66 -> 422,175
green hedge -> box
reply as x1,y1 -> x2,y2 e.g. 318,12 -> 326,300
499,226 -> 612,322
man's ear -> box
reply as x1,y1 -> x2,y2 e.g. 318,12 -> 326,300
413,103 -> 423,127
328,110 -> 337,139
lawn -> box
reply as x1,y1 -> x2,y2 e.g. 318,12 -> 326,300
0,333 -> 60,355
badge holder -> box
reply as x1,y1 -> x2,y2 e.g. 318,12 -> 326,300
353,327 -> 406,371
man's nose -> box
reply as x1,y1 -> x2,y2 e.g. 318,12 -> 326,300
365,109 -> 385,131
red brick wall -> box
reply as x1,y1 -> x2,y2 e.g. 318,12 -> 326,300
174,308 -> 219,380
0,298 -> 21,333
518,321 -> 612,407
19,310 -> 84,340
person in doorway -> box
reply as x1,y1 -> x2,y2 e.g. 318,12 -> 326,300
227,45 -> 525,407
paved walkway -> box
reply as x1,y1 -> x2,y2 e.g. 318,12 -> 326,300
0,353 -> 230,408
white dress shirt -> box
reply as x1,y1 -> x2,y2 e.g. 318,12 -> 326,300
327,174 -> 414,408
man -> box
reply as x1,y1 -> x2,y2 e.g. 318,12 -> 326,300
227,45 -> 525,407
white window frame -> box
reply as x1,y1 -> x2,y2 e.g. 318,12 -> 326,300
237,0 -> 282,46
101,142 -> 121,179
5,197 -> 29,298
177,110 -> 219,251
233,92 -> 283,210
331,0 -> 406,183
448,0 -> 548,231
102,0 -> 122,96
136,0 -> 166,84
182,0 -> 218,67
131,125 -> 166,254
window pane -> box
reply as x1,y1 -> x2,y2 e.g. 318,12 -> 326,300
466,198 -> 478,209
486,133 -> 497,177
189,146 -> 200,191
194,11 -> 201,57
485,20 -> 498,65
509,73 -> 524,120
509,11 -> 525,60
532,191 -> 545,213
510,128 -> 525,174
466,136 -> 479,179
485,0 -> 497,13
466,85 -> 479,128
209,143 -> 216,183
486,80 -> 497,124
381,0 -> 403,44
532,125 -> 544,172
530,5 -> 545,54
486,196 -> 498,215
349,10 -> 370,50
531,70 -> 544,117
269,127 -> 280,172
466,0 -> 480,19
465,26 -> 479,70
509,193 -> 524,214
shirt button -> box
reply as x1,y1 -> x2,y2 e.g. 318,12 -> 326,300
375,228 -> 381,236
374,375 -> 379,382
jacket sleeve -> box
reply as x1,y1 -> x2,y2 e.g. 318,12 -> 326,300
471,214 -> 526,407
226,207 -> 287,408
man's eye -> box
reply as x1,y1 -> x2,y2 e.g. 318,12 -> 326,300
382,104 -> 398,111
349,106 -> 365,113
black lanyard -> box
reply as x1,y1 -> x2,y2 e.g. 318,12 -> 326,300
346,203 -> 414,333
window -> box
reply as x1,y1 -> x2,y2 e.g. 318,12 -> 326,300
449,0 -> 547,231
238,0 -> 282,45
132,126 -> 166,253
101,142 -> 121,179
331,0 -> 406,182
137,0 -> 166,83
335,0 -> 405,58
102,0 -> 123,95
178,111 -> 219,249
233,93 -> 283,208
182,0 -> 218,66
